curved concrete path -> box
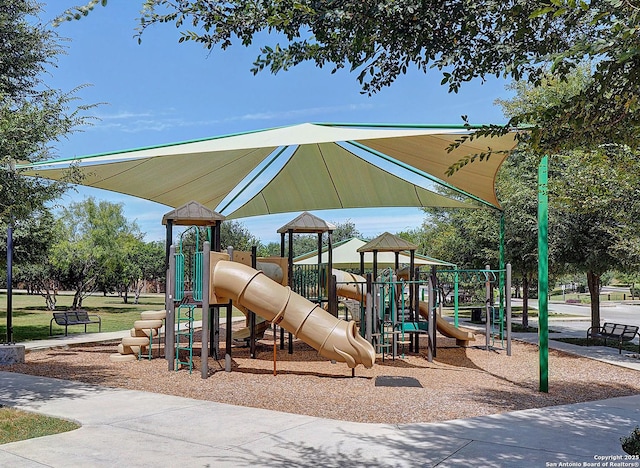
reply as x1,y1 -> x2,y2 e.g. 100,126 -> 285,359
0,370 -> 638,467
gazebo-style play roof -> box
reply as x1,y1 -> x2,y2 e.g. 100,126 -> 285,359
276,211 -> 336,234
358,231 -> 418,253
161,200 -> 225,227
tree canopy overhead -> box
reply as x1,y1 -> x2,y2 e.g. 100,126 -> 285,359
1,0 -> 91,225
60,1 -> 640,154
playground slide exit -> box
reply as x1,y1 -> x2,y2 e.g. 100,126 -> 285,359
332,270 -> 474,344
417,302 -> 475,344
212,260 -> 375,369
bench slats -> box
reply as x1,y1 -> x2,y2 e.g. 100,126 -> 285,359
587,322 -> 639,354
50,311 -> 102,336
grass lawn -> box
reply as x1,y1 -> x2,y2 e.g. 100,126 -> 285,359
0,291 -> 215,343
554,337 -> 640,353
0,406 -> 79,444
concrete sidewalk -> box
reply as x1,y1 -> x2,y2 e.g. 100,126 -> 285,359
3,326 -> 640,467
0,370 -> 638,467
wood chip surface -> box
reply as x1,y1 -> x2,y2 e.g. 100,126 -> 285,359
6,330 -> 640,424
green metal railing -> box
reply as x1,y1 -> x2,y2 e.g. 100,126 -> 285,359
193,251 -> 203,302
175,252 -> 185,301
292,264 -> 328,302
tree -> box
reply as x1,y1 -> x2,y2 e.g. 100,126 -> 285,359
496,151 -> 540,328
550,148 -> 640,329
220,220 -> 261,252
0,1 -> 91,339
0,209 -> 62,310
62,1 -> 640,155
497,67 -> 640,329
287,220 -> 364,258
52,198 -> 141,309
1,1 -> 89,220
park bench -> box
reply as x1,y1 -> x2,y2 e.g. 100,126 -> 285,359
586,322 -> 640,354
49,310 -> 102,336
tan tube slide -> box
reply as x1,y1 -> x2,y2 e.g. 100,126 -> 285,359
418,302 -> 475,344
333,270 -> 366,302
212,260 -> 375,369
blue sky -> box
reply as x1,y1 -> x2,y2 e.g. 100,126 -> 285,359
42,2 -> 512,243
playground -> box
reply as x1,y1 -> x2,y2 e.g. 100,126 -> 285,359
14,123 -> 640,426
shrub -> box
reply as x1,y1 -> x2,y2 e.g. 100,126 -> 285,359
621,426 -> 640,455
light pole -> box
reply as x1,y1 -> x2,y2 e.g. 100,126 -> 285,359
4,159 -> 15,344
6,220 -> 12,343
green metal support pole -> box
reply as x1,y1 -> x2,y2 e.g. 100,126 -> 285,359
454,271 -> 459,328
538,156 -> 549,393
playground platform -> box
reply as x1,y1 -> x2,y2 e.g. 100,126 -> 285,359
1,329 -> 639,466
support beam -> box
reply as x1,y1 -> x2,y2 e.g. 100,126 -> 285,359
167,245 -> 176,371
201,241 -> 210,378
538,155 -> 549,393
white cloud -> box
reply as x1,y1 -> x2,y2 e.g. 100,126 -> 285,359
84,103 -> 376,134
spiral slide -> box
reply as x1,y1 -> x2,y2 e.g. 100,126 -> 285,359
211,260 -> 375,369
332,269 -> 474,345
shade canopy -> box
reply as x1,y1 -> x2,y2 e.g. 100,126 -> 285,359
294,238 -> 455,269
22,123 -> 518,217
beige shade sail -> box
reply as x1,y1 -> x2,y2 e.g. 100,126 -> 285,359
294,238 -> 455,269
21,123 -> 519,216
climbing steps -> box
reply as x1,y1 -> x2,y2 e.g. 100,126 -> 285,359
175,304 -> 195,373
109,310 -> 166,362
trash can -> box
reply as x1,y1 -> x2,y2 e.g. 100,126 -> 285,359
471,308 -> 482,322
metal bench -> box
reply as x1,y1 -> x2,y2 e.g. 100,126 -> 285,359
50,310 -> 102,336
586,322 -> 640,354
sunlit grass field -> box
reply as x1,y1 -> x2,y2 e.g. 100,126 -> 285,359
0,291 -> 168,342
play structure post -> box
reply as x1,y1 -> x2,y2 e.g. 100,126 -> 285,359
249,246 -> 258,358
427,273 -> 434,362
454,270 -> 459,328
538,155 -> 549,392
485,264 -> 491,351
272,323 -> 277,376
499,213 -> 506,338
365,273 -> 372,342
225,301 -> 232,372
167,245 -> 176,371
415,268 -> 422,353
224,247 -> 233,372
506,263 -> 512,356
201,241 -> 211,378
164,219 -> 173,308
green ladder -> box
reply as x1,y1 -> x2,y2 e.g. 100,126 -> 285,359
175,304 -> 195,373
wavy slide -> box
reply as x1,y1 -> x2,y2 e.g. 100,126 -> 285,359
212,260 -> 375,369
332,270 -> 474,345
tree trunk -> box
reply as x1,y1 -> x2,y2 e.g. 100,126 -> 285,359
72,290 -> 81,310
587,270 -> 601,330
522,273 -> 529,329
